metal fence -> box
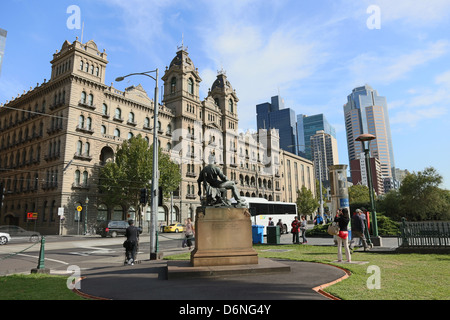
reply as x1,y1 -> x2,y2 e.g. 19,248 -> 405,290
398,218 -> 450,247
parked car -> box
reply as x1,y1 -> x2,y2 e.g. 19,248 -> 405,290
164,223 -> 185,233
96,220 -> 142,238
0,232 -> 11,245
0,226 -> 40,242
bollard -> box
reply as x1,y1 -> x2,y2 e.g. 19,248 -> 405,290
31,236 -> 50,274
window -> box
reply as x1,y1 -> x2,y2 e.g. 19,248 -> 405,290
128,132 -> 133,140
86,117 -> 92,130
80,60 -> 84,70
114,128 -> 120,137
102,103 -> 108,116
144,117 -> 150,128
82,171 -> 88,185
85,63 -> 89,73
115,108 -> 121,120
96,67 -> 99,77
88,94 -> 93,106
188,78 -> 194,94
229,99 -> 233,114
128,112 -> 135,123
171,77 -> 176,93
78,115 -> 85,128
101,125 -> 106,134
166,124 -> 172,134
84,142 -> 90,155
74,170 -> 81,185
76,140 -> 82,154
81,92 -> 87,104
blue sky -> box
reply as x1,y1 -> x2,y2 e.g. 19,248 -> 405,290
1,0 -> 450,190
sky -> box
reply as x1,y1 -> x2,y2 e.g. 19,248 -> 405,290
1,0 -> 450,190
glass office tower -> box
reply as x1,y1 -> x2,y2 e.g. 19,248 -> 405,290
0,28 -> 7,76
344,84 -> 396,183
256,95 -> 297,155
296,113 -> 336,160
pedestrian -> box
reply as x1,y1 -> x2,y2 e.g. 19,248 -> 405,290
185,218 -> 195,250
300,215 -> 307,244
268,217 -> 274,226
291,216 -> 300,244
350,209 -> 369,251
276,219 -> 284,233
124,219 -> 139,265
334,208 -> 351,262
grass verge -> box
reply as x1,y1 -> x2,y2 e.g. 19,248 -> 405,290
167,244 -> 450,300
0,274 -> 86,300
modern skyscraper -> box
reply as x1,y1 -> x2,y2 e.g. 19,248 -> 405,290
256,95 -> 297,155
0,28 -> 7,76
310,130 -> 339,183
296,113 -> 336,160
344,84 -> 396,187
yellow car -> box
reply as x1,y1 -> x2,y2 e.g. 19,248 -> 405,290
164,223 -> 185,233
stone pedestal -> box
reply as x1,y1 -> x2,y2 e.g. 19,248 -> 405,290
190,206 -> 258,267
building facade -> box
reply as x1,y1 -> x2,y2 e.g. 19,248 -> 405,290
0,39 -> 315,235
310,130 -> 339,184
344,85 -> 396,190
256,95 -> 298,155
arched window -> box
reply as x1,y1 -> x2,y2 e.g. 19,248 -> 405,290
74,170 -> 81,185
102,103 -> 108,116
84,142 -> 90,155
76,140 -> 82,154
228,99 -> 233,114
82,171 -> 88,185
78,115 -> 85,128
128,112 -> 135,123
80,60 -> 84,70
171,77 -> 176,93
85,62 -> 89,73
114,128 -> 120,137
115,108 -> 121,120
187,78 -> 194,94
86,117 -> 92,130
101,125 -> 106,134
90,65 -> 94,74
88,94 -> 94,106
81,91 -> 87,104
166,124 -> 172,134
144,117 -> 150,128
95,67 -> 99,77
128,132 -> 133,140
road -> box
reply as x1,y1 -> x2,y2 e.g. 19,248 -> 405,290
0,232 -> 187,276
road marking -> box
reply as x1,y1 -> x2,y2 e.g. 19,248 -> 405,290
17,253 -> 69,265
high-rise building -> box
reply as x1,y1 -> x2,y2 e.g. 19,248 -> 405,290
0,28 -> 7,76
310,130 -> 339,183
256,95 -> 297,155
296,113 -> 336,160
344,85 -> 396,188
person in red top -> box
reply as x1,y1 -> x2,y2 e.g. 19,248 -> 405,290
291,216 -> 300,244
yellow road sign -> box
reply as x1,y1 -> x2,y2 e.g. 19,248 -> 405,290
77,206 -> 82,212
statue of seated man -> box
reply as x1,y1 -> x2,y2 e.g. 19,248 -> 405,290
197,155 -> 246,207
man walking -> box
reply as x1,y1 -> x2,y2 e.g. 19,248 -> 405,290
125,219 -> 139,265
350,209 -> 369,251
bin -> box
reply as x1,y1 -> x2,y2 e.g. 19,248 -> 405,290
267,226 -> 280,244
252,225 -> 264,244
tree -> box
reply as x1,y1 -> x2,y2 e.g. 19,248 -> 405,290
349,184 -> 371,203
296,186 -> 319,217
397,167 -> 450,220
99,135 -> 181,211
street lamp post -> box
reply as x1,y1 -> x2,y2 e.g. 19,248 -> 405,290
85,196 -> 89,235
116,69 -> 160,260
355,133 -> 382,246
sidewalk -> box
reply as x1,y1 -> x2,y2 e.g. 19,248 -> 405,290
74,235 -> 399,300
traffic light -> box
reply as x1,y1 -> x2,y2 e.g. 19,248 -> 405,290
140,188 -> 148,204
0,183 -> 4,208
158,187 -> 163,206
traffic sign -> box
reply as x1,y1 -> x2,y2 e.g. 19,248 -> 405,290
77,206 -> 82,212
27,212 -> 38,220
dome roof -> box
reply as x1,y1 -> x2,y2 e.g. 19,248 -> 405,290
169,49 -> 195,70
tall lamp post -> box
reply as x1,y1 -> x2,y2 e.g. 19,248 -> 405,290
355,133 -> 381,246
116,69 -> 160,260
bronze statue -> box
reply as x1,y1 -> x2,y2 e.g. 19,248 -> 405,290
197,155 -> 247,207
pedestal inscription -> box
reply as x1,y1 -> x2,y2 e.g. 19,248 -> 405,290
190,207 -> 258,267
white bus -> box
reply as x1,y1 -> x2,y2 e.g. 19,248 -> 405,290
240,197 -> 298,235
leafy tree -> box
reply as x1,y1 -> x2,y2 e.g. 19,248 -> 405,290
99,135 -> 181,210
349,184 -> 371,203
296,186 -> 319,217
379,167 -> 450,221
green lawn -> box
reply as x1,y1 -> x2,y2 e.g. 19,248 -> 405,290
167,244 -> 450,300
0,274 -> 86,300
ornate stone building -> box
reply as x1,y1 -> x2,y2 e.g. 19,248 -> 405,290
0,39 -> 315,235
